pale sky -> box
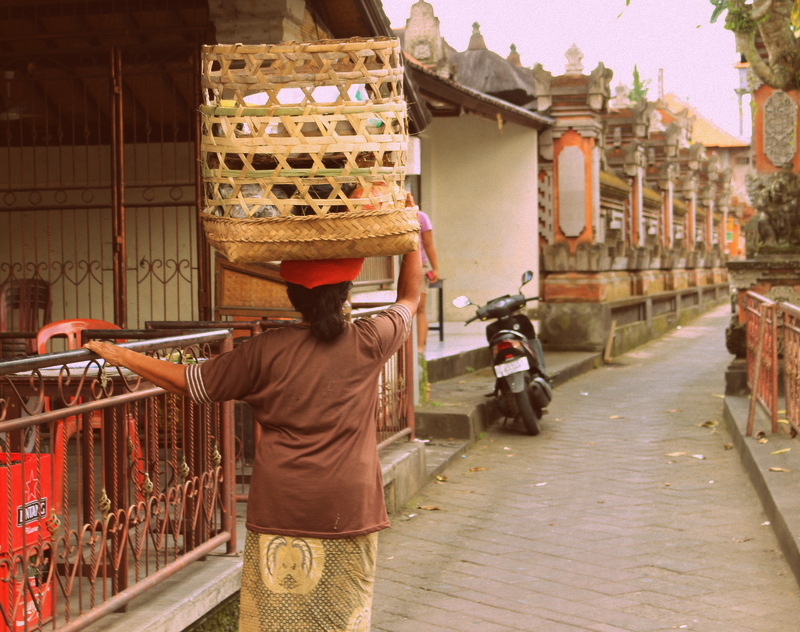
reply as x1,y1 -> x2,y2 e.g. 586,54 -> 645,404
380,0 -> 749,139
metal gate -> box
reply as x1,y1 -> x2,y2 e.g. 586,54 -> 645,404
0,1 -> 212,336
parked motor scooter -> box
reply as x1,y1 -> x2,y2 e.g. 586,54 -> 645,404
452,271 -> 552,435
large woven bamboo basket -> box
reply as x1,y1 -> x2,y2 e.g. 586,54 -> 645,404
199,38 -> 418,262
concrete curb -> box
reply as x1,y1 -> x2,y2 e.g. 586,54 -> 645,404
549,352 -> 603,388
723,395 -> 800,588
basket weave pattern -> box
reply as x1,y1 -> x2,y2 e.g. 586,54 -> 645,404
200,38 -> 418,262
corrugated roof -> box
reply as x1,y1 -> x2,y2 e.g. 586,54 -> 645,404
660,93 -> 748,148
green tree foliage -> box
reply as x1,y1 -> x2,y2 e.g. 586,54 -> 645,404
630,64 -> 650,102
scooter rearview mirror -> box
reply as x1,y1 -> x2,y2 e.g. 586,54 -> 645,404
520,270 -> 534,287
452,296 -> 472,309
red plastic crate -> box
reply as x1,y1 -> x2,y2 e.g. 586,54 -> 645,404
0,453 -> 54,631
0,562 -> 53,632
0,454 -> 53,556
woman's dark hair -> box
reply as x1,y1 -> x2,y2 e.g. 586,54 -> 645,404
285,281 -> 353,341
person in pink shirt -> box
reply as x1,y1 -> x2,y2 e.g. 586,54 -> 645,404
414,199 -> 440,354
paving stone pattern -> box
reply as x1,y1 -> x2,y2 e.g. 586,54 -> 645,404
373,305 -> 800,632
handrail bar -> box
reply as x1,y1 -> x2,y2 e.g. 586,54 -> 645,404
0,329 -> 231,376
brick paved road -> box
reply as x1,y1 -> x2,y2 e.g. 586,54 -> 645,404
373,305 -> 800,632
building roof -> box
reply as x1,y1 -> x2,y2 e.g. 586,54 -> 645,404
407,59 -> 553,130
448,24 -> 536,106
659,93 -> 748,149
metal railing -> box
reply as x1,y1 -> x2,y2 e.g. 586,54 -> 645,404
744,292 -> 779,435
0,330 -> 235,632
782,303 -> 800,435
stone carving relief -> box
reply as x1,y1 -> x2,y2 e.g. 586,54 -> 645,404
587,62 -> 613,111
564,44 -> 584,75
538,167 -> 555,245
707,152 -> 721,180
609,82 -> 631,110
657,160 -> 678,190
623,139 -> 646,176
664,122 -> 686,157
764,91 -> 798,168
745,165 -> 800,251
632,100 -> 657,138
687,143 -> 705,171
648,109 -> 665,134
765,285 -> 800,305
531,63 -> 553,112
404,0 -> 445,65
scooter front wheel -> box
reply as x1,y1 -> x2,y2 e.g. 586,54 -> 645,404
514,389 -> 540,436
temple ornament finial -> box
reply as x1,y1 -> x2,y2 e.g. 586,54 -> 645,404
565,43 -> 584,75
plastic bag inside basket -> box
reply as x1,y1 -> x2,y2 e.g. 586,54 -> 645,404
203,179 -> 406,218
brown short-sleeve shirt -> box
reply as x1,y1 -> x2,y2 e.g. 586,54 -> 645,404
186,304 -> 411,539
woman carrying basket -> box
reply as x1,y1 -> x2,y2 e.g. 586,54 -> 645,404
85,249 -> 422,632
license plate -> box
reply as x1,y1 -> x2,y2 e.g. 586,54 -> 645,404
494,356 -> 529,378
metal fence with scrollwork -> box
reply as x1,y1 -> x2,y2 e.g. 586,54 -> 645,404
0,330 -> 235,632
744,291 -> 779,435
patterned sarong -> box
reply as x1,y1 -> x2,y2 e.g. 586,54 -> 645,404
238,529 -> 378,632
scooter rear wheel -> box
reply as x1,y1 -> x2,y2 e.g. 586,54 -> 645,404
514,389 -> 540,436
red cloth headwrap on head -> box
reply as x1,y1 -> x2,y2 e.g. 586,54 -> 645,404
279,258 -> 364,289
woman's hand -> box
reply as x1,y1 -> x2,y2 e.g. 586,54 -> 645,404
84,341 -> 125,367
84,340 -> 190,396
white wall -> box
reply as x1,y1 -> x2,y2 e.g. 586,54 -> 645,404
419,115 -> 539,322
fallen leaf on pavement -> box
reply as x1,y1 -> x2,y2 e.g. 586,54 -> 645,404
663,482 -> 672,486
468,467 -> 486,472
535,482 -> 548,487
436,475 -> 448,482
771,448 -> 791,455
666,452 -> 686,457
691,454 -> 705,460
698,420 -> 718,428
733,537 -> 753,543
666,409 -> 682,413
418,505 -> 443,511
779,419 -> 790,424
769,467 -> 791,472
724,444 -> 734,450
712,394 -> 725,399
609,415 -> 623,419
758,437 -> 769,444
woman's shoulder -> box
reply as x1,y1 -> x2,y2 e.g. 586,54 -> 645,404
353,304 -> 412,332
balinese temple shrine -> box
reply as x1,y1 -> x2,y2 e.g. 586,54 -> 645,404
531,50 -> 750,353
396,1 -> 751,355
